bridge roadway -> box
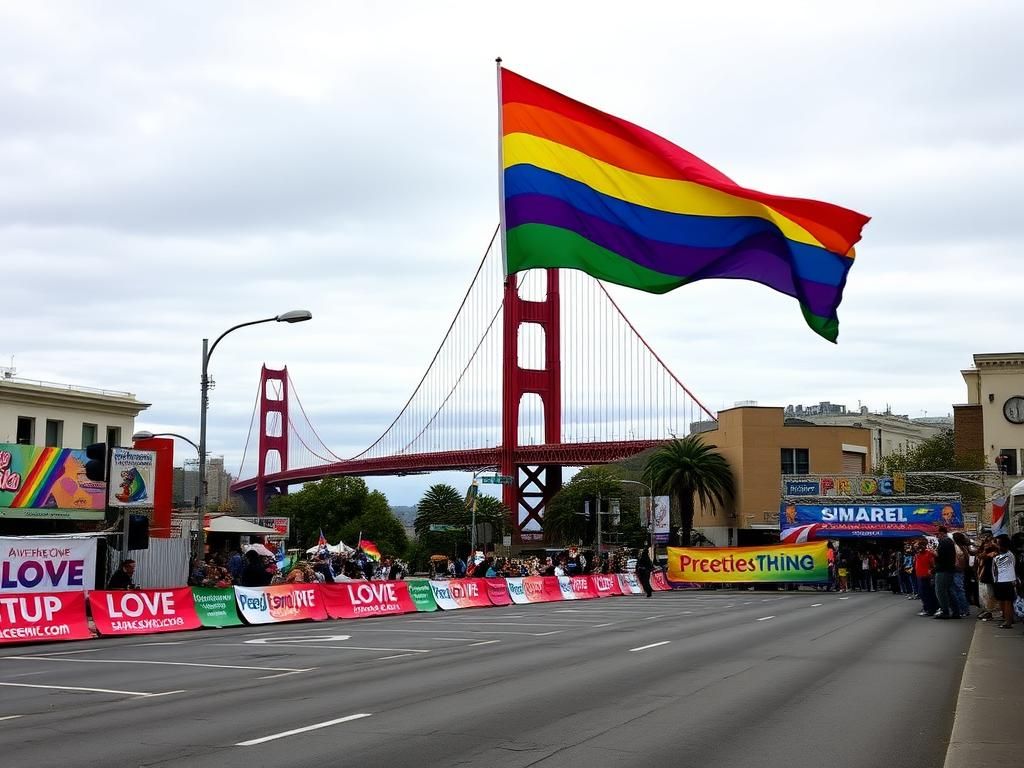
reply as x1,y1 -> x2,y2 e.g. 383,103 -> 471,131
0,590 -> 970,768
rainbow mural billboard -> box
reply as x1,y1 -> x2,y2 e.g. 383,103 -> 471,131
667,542 -> 829,584
0,444 -> 105,520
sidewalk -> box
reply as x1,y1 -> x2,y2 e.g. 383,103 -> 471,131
945,618 -> 1024,767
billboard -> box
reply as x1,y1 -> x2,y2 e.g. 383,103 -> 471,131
780,501 -> 962,538
0,445 -> 105,519
108,448 -> 157,508
782,474 -> 906,497
668,542 -> 829,583
642,496 -> 671,543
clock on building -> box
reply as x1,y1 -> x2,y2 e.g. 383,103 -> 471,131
1003,396 -> 1024,424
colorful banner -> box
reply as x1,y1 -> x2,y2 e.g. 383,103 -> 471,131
321,581 -> 416,619
484,578 -> 512,606
0,537 -> 97,593
558,575 -> 597,600
781,502 -> 963,537
783,474 -> 906,497
0,445 -> 105,519
107,448 -> 157,508
991,497 -> 1008,538
89,588 -> 201,635
668,542 -> 829,583
233,584 -> 328,624
0,591 -> 92,644
590,574 -> 622,597
191,587 -> 242,627
428,579 -> 492,610
651,572 -> 672,591
406,580 -> 438,611
617,573 -> 643,594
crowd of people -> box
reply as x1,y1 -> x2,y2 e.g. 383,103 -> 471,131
188,547 -> 408,588
830,528 -> 1024,628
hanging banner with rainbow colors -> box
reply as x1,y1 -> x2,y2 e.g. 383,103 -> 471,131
0,444 -> 105,519
108,448 -> 156,508
668,542 -> 829,583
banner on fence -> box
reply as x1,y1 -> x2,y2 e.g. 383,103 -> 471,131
590,574 -> 622,597
233,584 -> 328,624
89,588 -> 201,635
651,572 -> 671,591
617,573 -> 643,594
558,576 -> 597,600
428,579 -> 492,610
0,537 -> 97,593
407,580 -> 438,611
0,591 -> 92,643
505,576 -> 562,604
484,578 -> 512,606
191,587 -> 242,627
667,542 -> 829,583
321,581 -> 416,619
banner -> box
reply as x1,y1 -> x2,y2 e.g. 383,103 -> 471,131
108,448 -> 157,508
191,587 -> 242,627
668,542 -> 829,583
0,591 -> 92,644
407,580 -> 438,611
642,496 -> 671,544
617,573 -> 643,594
0,445 -> 105,519
321,581 -> 416,619
590,574 -> 622,597
484,578 -> 512,606
0,537 -> 97,593
89,588 -> 201,635
651,572 -> 671,591
428,579 -> 492,610
558,575 -> 597,600
233,584 -> 328,624
991,498 -> 1008,538
781,501 -> 962,537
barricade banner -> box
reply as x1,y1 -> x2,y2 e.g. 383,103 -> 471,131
651,572 -> 671,591
617,573 -> 643,594
428,579 -> 491,610
321,581 -> 416,619
191,587 -> 242,627
667,542 -> 828,583
590,574 -> 622,597
0,591 -> 92,644
484,578 -> 512,606
407,580 -> 438,611
540,576 -> 564,601
558,576 -> 597,600
233,584 -> 328,624
0,537 -> 97,593
556,576 -> 577,600
505,577 -> 530,605
90,588 -> 201,636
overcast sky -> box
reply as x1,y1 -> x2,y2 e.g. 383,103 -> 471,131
4,1 -> 1021,505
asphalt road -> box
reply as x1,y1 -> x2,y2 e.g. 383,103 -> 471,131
0,589 -> 971,768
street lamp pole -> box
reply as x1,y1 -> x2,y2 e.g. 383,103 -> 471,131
196,311 -> 312,566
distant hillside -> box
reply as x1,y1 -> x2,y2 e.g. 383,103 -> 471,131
391,505 -> 417,525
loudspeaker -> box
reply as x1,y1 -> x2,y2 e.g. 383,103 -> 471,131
127,514 -> 150,550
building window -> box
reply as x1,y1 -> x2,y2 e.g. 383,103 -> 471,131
17,417 -> 35,445
998,448 -> 1018,476
781,448 -> 810,475
45,420 -> 63,448
82,423 -> 98,448
106,426 -> 122,447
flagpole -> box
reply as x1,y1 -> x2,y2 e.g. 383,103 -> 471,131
496,56 -> 508,278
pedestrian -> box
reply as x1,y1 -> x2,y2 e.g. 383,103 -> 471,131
976,538 -> 997,621
239,549 -> 272,587
992,535 -> 1020,629
951,532 -> 972,617
900,542 -> 917,599
635,546 -> 654,598
107,559 -> 138,590
933,526 -> 958,619
914,539 -> 938,616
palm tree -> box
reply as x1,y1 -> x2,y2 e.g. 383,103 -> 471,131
642,435 -> 734,546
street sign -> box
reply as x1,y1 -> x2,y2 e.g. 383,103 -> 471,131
429,524 -> 463,532
481,475 -> 515,485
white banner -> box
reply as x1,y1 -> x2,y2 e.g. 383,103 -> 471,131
108,448 -> 157,508
557,576 -> 578,600
232,584 -> 327,624
0,537 -> 97,593
617,573 -> 643,595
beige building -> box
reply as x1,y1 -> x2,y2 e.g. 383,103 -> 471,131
785,402 -> 945,459
956,353 -> 1024,478
689,406 -> 872,545
0,375 -> 149,449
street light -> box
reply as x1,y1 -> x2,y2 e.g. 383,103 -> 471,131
132,430 -> 200,454
197,310 -> 312,565
618,479 -> 655,555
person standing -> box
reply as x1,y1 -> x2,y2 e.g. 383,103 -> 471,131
993,535 -> 1020,629
976,538 -> 997,621
107,559 -> 138,590
635,546 -> 654,598
914,539 -> 938,616
933,526 -> 958,619
951,532 -> 972,617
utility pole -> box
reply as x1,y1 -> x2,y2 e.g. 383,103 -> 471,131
596,489 -> 602,555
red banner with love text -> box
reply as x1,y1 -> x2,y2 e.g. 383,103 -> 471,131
0,591 -> 92,644
321,581 -> 416,619
590,574 -> 622,597
89,588 -> 201,636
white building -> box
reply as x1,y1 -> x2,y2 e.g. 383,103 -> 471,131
784,403 -> 945,461
0,375 -> 149,449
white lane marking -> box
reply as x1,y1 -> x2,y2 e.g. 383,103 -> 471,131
237,643 -> 429,653
629,641 -> 671,652
0,682 -> 184,698
246,635 -> 351,644
0,715 -> 23,721
469,640 -> 501,646
642,615 -> 665,621
2,656 -> 311,673
757,616 -> 775,622
811,603 -> 823,607
257,670 -> 315,680
536,630 -> 565,636
13,648 -> 106,657
839,597 -> 850,600
742,601 -> 753,605
375,654 -> 415,660
236,713 -> 372,747
592,622 -> 615,628
761,599 -> 772,602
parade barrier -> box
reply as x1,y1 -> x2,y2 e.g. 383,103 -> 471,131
0,537 -> 98,593
667,542 -> 828,584
0,573 -> 681,645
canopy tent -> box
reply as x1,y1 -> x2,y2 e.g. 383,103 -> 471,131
204,515 -> 280,536
243,543 -> 275,557
305,540 -> 356,556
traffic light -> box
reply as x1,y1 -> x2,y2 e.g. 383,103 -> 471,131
84,443 -> 107,482
127,514 -> 150,550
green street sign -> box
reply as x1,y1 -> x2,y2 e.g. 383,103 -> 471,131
429,524 -> 463,532
481,475 -> 515,485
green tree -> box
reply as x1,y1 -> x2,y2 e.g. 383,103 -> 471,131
338,491 -> 409,559
413,483 -> 509,556
642,435 -> 734,546
267,476 -> 373,547
544,466 -> 628,546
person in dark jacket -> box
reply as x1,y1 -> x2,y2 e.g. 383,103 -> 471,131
239,550 -> 271,587
635,547 -> 654,598
107,559 -> 138,590
933,526 -> 958,619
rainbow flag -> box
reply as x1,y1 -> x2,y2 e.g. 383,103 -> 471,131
500,69 -> 869,342
359,539 -> 381,561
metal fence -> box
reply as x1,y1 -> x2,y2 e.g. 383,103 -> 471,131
106,537 -> 189,588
